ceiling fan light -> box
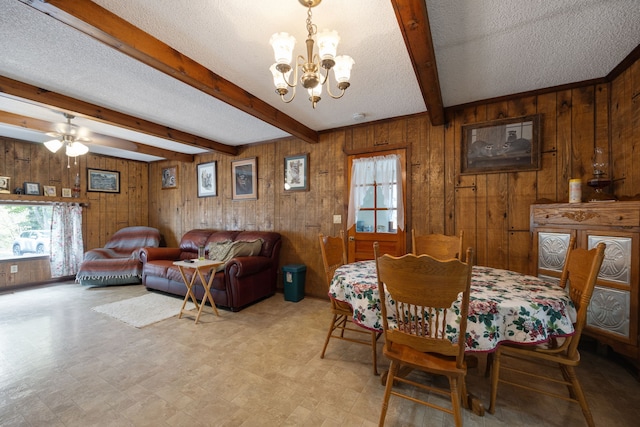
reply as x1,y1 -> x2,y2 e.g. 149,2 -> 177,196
66,141 -> 89,157
270,32 -> 296,66
333,55 -> 354,83
44,138 -> 63,153
317,29 -> 339,61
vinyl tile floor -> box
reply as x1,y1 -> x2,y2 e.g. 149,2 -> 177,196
0,282 -> 638,426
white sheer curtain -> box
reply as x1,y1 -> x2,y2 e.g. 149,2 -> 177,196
347,154 -> 404,231
50,203 -> 84,278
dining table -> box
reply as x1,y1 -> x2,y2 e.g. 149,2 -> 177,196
329,260 -> 577,352
329,260 -> 578,416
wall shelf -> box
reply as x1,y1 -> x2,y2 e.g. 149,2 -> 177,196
0,193 -> 89,206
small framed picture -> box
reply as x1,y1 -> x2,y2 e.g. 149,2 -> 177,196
232,158 -> 257,200
43,185 -> 56,197
87,168 -> 120,193
197,161 -> 217,198
62,188 -> 72,198
23,182 -> 41,196
0,176 -> 10,194
284,153 -> 309,191
162,166 -> 178,189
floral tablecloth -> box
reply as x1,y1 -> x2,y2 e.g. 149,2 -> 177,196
329,261 -> 577,352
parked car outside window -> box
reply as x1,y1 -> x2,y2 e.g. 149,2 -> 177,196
12,230 -> 51,256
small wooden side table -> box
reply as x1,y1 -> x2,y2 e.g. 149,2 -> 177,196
173,259 -> 223,324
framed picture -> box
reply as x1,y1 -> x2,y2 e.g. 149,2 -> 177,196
284,153 -> 309,191
232,157 -> 257,200
61,188 -> 72,198
0,176 -> 10,194
23,182 -> 41,195
461,115 -> 541,175
87,168 -> 120,193
197,161 -> 217,198
43,185 -> 56,197
161,165 -> 178,189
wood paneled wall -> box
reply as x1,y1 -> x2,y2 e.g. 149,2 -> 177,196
4,60 -> 636,295
0,137 -> 150,253
83,155 -> 150,250
148,56 -> 640,301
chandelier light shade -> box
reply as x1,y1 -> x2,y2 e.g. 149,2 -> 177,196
269,0 -> 354,108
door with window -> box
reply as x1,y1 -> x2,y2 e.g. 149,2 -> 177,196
346,149 -> 406,262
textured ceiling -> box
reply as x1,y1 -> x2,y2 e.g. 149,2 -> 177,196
427,0 -> 640,106
0,0 -> 638,162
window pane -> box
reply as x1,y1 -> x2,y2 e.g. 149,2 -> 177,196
356,210 -> 374,232
376,184 -> 398,209
361,185 -> 375,208
376,210 -> 397,234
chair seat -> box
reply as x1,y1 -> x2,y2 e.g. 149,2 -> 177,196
383,343 -> 466,377
331,298 -> 354,316
498,342 -> 581,367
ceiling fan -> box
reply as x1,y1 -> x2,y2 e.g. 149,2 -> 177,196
44,113 -> 90,166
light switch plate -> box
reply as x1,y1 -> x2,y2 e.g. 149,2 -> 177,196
10,265 -> 18,274
333,215 -> 341,224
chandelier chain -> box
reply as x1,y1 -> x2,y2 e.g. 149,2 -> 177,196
306,6 -> 316,39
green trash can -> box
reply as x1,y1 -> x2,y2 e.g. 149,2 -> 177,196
283,264 -> 306,302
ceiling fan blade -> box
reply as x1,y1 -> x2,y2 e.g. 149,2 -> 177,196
45,131 -> 61,138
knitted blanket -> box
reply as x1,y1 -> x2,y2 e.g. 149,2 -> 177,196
77,226 -> 160,284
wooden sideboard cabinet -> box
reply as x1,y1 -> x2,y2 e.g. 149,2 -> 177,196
531,201 -> 639,371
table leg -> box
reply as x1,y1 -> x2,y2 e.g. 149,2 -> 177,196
464,355 -> 485,416
193,268 -> 219,324
177,266 -> 200,319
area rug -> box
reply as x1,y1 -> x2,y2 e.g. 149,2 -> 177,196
92,293 -> 195,328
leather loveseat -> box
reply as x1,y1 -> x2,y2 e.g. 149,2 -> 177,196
139,229 -> 281,311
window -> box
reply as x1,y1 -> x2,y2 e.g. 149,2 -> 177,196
0,204 -> 53,260
348,154 -> 404,234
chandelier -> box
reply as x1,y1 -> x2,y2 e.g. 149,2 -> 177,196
269,0 -> 354,109
44,113 -> 90,167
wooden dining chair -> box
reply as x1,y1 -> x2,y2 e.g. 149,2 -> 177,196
374,242 -> 474,427
411,229 -> 464,260
488,241 -> 606,427
319,231 -> 381,375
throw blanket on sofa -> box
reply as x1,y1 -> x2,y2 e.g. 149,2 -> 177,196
207,239 -> 263,271
77,226 -> 161,285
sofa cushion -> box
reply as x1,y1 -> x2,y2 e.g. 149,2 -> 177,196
179,229 -> 216,253
142,259 -> 174,277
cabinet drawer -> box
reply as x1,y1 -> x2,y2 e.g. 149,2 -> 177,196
532,205 -> 640,227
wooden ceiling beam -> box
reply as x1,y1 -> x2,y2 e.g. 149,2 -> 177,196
0,75 -> 233,157
21,0 -> 319,145
0,110 -> 195,163
390,0 -> 445,126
